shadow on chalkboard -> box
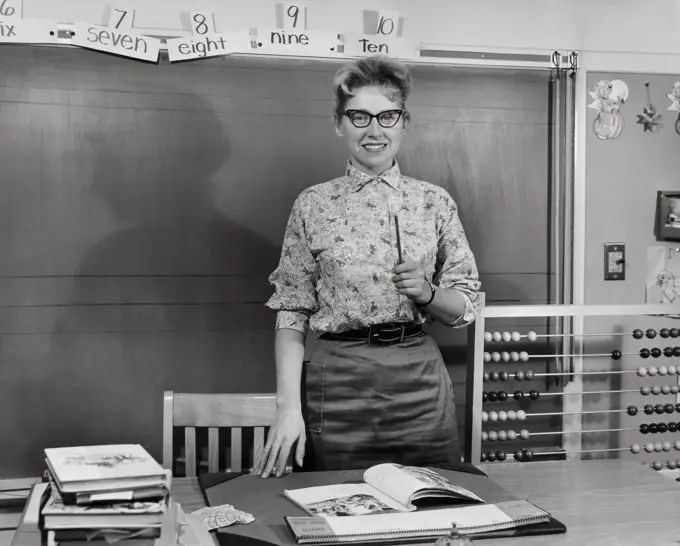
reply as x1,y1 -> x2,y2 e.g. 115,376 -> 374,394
37,93 -> 281,454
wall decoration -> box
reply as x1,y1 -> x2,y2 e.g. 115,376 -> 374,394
636,82 -> 662,132
587,79 -> 628,140
666,81 -> 680,135
654,191 -> 680,242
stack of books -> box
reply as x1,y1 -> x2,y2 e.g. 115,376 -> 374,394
39,444 -> 177,546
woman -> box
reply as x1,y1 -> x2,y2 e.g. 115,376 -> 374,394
253,55 -> 481,478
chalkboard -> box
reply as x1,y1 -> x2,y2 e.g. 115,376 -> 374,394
0,46 -> 553,476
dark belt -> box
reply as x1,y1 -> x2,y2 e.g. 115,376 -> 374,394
322,322 -> 423,346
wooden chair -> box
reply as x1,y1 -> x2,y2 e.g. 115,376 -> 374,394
163,390 -> 290,477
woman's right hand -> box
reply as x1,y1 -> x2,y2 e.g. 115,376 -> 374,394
253,406 -> 306,478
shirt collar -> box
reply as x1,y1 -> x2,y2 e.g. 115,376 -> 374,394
345,159 -> 402,192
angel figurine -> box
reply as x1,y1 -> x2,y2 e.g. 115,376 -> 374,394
588,79 -> 629,140
667,81 -> 680,134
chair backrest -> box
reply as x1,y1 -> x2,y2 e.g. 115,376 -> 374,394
163,390 -> 277,477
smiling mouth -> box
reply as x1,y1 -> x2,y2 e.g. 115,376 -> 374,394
362,143 -> 388,152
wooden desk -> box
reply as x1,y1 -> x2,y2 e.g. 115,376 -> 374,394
2,460 -> 679,545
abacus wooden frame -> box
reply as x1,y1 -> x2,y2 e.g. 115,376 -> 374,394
464,292 -> 680,464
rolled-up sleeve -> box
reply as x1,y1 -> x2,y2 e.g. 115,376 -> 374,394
265,192 -> 319,335
434,190 -> 482,328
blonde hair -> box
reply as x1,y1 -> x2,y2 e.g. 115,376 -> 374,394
332,55 -> 412,120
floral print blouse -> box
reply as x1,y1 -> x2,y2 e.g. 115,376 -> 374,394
265,160 -> 481,335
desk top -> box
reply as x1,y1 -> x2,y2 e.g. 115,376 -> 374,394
193,459 -> 680,546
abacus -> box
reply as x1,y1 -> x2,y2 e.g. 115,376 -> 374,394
463,294 -> 680,481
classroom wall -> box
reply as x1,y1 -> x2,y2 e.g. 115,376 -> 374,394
18,0 -> 680,55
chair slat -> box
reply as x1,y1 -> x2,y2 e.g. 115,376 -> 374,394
184,427 -> 197,478
208,428 -> 219,472
253,427 -> 265,472
231,428 -> 242,473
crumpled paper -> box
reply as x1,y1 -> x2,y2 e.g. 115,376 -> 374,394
190,504 -> 255,530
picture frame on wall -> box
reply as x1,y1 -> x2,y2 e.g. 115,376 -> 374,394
655,191 -> 680,242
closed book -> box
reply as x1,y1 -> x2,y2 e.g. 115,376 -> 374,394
285,499 -> 551,544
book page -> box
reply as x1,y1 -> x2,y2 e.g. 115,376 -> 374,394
325,504 -> 512,536
364,464 -> 483,507
284,483 -> 409,516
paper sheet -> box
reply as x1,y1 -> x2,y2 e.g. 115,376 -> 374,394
646,246 -> 680,305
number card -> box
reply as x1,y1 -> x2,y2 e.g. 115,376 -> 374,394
343,35 -> 418,59
376,10 -> 400,36
282,3 -> 306,30
166,28 -> 251,62
108,6 -> 134,31
0,0 -> 22,19
70,22 -> 161,62
254,28 -> 338,56
190,11 -> 215,36
0,17 -> 57,43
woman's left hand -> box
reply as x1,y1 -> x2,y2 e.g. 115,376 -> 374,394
391,261 -> 432,305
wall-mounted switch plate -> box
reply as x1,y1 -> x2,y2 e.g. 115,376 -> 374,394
604,243 -> 625,281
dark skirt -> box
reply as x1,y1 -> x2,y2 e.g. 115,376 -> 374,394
300,332 -> 461,471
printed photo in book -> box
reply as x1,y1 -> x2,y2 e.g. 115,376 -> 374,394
284,463 -> 485,517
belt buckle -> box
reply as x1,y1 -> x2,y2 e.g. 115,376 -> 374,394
368,324 -> 381,346
375,323 -> 405,345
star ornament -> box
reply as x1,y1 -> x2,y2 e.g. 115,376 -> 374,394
637,105 -> 662,132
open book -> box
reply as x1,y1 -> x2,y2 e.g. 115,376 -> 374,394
284,463 -> 485,517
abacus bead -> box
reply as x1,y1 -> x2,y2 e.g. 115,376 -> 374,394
484,353 -> 491,363
514,450 -> 524,462
500,351 -> 510,362
490,371 -> 500,381
665,403 -> 675,413
675,440 -> 680,450
654,442 -> 663,452
498,391 -> 508,402
653,461 -> 663,471
483,391 -> 489,402
496,451 -> 507,462
529,390 -> 540,400
630,443 -> 641,454
652,385 -> 662,395
669,422 -> 678,432
499,371 -> 509,381
672,328 -> 680,338
672,386 -> 679,395
676,403 -> 680,412
492,332 -> 502,342
662,385 -> 671,395
506,410 -> 517,421
498,411 -> 508,421
502,332 -> 512,342
670,365 -> 678,375
506,430 -> 517,440
482,431 -> 489,441
633,329 -> 644,339
486,451 -> 496,462
523,449 -> 534,461
661,328 -> 671,338
646,329 -> 657,339
482,412 -> 489,422
627,405 -> 638,416
611,349 -> 622,360
480,452 -> 487,462
488,391 -> 498,402
525,370 -> 534,381
515,370 -> 525,381
640,348 -> 651,359
484,372 -> 490,381
510,352 -> 520,362
492,352 -> 501,362
488,431 -> 498,441
668,460 -> 678,470
645,443 -> 654,453
640,424 -> 649,434
663,441 -> 672,451
659,365 -> 668,376
511,331 -> 521,342
497,430 -> 507,441
520,429 -> 530,440
674,347 -> 680,357
664,347 -> 674,357
519,351 -> 529,361
651,348 -> 662,358
656,404 -> 666,414
489,411 -> 499,421
658,423 -> 668,433
644,404 -> 654,415
484,332 -> 493,342
527,331 -> 538,342
516,410 -> 527,420
640,386 -> 651,396
637,367 -> 648,377
648,423 -> 658,433
514,390 -> 524,401
648,366 -> 658,376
